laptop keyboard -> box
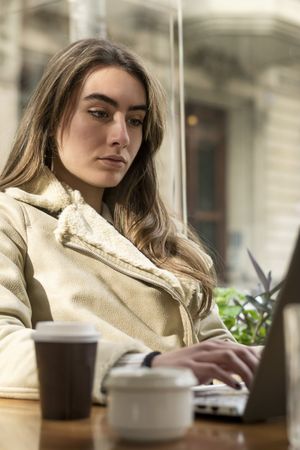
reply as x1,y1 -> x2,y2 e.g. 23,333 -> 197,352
192,384 -> 248,417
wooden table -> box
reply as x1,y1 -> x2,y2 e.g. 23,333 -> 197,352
0,398 -> 288,450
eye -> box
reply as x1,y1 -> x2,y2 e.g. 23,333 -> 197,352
88,109 -> 109,120
127,117 -> 144,127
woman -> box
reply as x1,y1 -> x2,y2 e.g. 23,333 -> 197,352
0,38 -> 258,403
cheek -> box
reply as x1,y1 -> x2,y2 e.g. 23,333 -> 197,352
69,120 -> 95,143
131,132 -> 143,156
60,122 -> 102,156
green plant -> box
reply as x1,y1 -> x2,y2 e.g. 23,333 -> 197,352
215,250 -> 284,345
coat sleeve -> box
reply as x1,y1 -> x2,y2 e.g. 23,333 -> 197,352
0,194 -> 150,404
195,303 -> 236,342
187,279 -> 235,343
0,194 -> 39,399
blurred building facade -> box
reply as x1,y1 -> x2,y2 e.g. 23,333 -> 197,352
1,0 -> 300,287
183,0 -> 300,285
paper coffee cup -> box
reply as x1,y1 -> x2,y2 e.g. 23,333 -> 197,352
32,321 -> 99,420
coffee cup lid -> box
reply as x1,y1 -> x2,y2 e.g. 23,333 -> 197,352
32,321 -> 100,343
106,367 -> 197,390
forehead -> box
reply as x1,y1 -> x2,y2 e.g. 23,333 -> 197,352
79,66 -> 147,105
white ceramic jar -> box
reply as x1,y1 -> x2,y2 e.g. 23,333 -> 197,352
106,367 -> 197,442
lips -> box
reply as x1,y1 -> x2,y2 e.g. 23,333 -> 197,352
98,155 -> 126,164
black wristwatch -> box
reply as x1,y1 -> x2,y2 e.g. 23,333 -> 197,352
141,351 -> 161,368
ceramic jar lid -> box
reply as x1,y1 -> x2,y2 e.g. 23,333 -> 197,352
106,367 -> 197,390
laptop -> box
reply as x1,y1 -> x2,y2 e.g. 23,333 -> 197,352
193,229 -> 300,422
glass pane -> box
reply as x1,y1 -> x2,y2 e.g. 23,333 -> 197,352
19,0 -> 70,114
197,221 -> 217,250
0,0 -> 70,170
183,1 -> 300,286
103,0 -> 185,217
197,141 -> 215,211
0,0 -> 185,222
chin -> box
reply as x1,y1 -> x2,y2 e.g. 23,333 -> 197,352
90,177 -> 124,189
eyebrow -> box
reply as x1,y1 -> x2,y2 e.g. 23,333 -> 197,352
83,93 -> 147,112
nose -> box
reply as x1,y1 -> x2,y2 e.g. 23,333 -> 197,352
108,113 -> 130,148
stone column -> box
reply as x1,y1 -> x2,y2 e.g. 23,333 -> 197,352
69,0 -> 107,41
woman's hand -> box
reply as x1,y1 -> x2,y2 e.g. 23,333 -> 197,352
152,340 -> 260,390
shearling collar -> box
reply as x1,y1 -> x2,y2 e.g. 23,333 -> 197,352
6,168 -> 72,213
6,168 -> 197,304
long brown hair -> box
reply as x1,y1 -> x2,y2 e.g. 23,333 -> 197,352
0,38 -> 215,313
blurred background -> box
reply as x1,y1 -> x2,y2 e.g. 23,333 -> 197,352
1,0 -> 300,288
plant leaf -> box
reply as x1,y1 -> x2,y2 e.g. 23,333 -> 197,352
244,295 -> 267,313
247,249 -> 270,292
268,279 -> 285,297
267,271 -> 272,288
220,306 -> 241,317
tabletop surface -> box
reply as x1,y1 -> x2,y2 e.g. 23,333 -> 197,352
0,398 -> 289,450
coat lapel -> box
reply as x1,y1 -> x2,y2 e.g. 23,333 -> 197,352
55,197 -> 188,299
6,168 -> 198,305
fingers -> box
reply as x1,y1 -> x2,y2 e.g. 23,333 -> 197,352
190,362 -> 243,390
191,340 -> 259,388
250,345 -> 264,357
196,349 -> 254,388
153,340 -> 260,390
194,339 -> 260,370
195,339 -> 260,360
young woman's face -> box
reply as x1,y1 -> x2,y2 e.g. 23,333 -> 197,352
54,66 -> 147,193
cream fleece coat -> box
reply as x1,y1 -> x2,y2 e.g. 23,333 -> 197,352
0,168 -> 232,403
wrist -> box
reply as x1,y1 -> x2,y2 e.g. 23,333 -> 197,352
141,351 -> 161,368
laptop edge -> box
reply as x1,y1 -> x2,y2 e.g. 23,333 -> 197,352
243,229 -> 300,422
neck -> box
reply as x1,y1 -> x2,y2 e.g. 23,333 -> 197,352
81,188 -> 104,213
52,168 -> 104,213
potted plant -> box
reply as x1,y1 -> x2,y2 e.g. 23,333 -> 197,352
215,251 -> 284,345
